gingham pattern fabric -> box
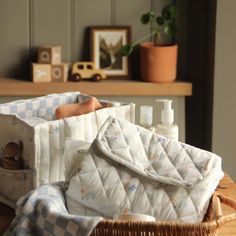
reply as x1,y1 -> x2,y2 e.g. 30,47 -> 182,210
4,183 -> 102,236
0,93 -> 135,208
0,92 -> 80,121
66,116 -> 224,223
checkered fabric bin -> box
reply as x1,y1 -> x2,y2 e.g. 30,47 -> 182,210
0,92 -> 135,208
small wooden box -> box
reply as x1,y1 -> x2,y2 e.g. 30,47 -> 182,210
32,64 -> 51,82
51,63 -> 69,82
38,46 -> 61,64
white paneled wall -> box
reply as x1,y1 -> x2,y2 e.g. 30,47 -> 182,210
0,0 -> 178,77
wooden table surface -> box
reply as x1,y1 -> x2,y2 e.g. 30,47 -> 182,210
0,174 -> 236,235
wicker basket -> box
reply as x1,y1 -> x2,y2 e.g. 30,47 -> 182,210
91,194 -> 236,236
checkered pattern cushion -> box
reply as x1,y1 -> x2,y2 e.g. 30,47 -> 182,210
0,92 -> 81,121
4,183 -> 102,236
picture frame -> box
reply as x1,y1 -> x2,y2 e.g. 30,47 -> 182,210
90,26 -> 131,79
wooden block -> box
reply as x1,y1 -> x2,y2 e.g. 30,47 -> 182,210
32,63 -> 51,82
38,46 -> 61,64
51,63 -> 69,82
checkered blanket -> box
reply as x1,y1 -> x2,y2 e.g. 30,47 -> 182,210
4,183 -> 103,236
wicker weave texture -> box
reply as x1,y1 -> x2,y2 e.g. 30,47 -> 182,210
90,195 -> 236,236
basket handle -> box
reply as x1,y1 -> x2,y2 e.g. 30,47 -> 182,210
214,194 -> 236,226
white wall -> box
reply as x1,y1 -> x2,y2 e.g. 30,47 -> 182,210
213,0 -> 236,180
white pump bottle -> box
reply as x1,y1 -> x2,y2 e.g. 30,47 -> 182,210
155,99 -> 179,141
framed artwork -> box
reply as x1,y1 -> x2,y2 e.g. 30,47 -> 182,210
90,26 -> 131,79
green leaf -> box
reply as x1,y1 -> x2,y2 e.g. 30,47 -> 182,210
156,16 -> 165,26
140,11 -> 155,24
162,4 -> 177,21
164,22 -> 178,37
141,13 -> 150,24
148,11 -> 155,18
119,44 -> 133,56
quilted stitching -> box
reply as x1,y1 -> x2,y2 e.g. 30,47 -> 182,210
67,149 -> 198,221
113,121 -> 198,220
66,117 -> 223,223
97,119 -> 199,185
98,118 -> 214,186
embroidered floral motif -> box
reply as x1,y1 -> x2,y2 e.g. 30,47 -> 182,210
80,187 -> 96,201
128,184 -> 137,192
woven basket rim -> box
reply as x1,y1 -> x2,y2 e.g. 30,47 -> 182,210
91,194 -> 236,235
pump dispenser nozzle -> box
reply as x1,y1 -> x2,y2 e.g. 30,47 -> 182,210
156,99 -> 174,124
155,99 -> 179,141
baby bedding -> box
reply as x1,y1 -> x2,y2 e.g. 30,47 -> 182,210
4,116 -> 224,236
66,116 -> 224,223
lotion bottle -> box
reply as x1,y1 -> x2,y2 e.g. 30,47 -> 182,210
140,106 -> 155,132
155,99 -> 179,141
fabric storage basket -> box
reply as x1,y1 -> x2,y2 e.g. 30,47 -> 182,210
0,168 -> 32,208
90,194 -> 236,236
0,92 -> 135,208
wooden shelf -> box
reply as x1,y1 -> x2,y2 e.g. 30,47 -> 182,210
0,78 -> 192,96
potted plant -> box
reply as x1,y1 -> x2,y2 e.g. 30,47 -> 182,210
120,4 -> 178,83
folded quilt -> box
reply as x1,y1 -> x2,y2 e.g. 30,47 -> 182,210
66,116 -> 224,223
4,183 -> 103,236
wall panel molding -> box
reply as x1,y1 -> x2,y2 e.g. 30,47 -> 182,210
29,0 -> 34,61
114,0 -> 151,79
111,0 -> 116,25
0,0 -> 188,82
114,0 -> 150,41
73,0 -> 111,61
70,0 -> 75,62
31,0 -> 71,63
151,0 -> 157,12
152,0 -> 173,15
0,0 -> 30,78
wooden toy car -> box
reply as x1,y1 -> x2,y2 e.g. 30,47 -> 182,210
71,61 -> 106,82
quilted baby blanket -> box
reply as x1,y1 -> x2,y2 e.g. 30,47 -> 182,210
66,116 -> 224,223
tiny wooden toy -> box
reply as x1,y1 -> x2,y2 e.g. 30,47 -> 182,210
38,46 -> 61,64
71,61 -> 106,82
32,63 -> 51,82
51,63 -> 69,82
0,141 -> 23,170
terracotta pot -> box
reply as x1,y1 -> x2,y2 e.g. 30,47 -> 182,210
140,42 -> 178,83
